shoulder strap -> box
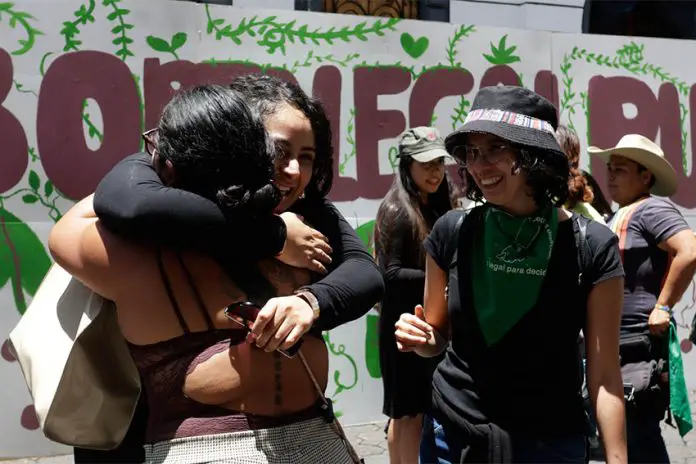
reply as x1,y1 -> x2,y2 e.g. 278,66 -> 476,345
175,253 -> 215,330
574,216 -> 594,294
156,250 -> 190,333
448,213 -> 466,271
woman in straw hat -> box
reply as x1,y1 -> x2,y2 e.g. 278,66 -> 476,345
589,135 -> 696,463
395,86 -> 627,463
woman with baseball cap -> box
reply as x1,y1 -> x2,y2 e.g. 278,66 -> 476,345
374,126 -> 458,464
589,134 -> 696,462
395,86 -> 627,463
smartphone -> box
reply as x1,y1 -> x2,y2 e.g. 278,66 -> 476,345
224,301 -> 303,359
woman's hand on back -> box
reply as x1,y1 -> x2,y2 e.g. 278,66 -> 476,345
250,295 -> 317,352
277,212 -> 333,274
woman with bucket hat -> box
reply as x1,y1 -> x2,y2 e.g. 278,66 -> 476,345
395,86 -> 627,463
374,126 -> 458,464
589,135 -> 696,462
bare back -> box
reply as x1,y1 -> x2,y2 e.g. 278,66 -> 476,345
108,238 -> 328,432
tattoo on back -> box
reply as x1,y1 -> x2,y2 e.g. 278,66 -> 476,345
274,351 -> 283,409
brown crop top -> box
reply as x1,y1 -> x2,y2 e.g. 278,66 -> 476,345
128,252 -> 321,443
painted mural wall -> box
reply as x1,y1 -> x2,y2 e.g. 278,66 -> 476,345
0,0 -> 695,457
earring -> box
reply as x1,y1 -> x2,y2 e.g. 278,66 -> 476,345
299,192 -> 305,200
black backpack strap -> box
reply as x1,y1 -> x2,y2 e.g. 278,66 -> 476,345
448,214 -> 466,271
574,215 -> 594,293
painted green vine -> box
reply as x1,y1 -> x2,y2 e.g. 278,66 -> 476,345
103,0 -> 134,61
353,24 -> 476,132
57,0 -> 141,143
339,109 -> 357,175
560,42 -> 690,171
446,25 -> 476,130
204,51 -> 360,75
205,4 -> 399,55
61,0 -> 96,52
0,2 -> 43,55
13,80 -> 36,97
0,155 -> 66,224
287,50 -> 360,74
323,332 -> 359,398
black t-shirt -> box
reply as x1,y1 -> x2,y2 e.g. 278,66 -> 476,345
423,208 -> 624,437
607,197 -> 690,336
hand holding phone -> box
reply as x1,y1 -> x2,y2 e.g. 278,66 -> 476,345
224,302 -> 303,358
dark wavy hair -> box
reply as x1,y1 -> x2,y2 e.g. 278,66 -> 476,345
555,124 -> 594,209
229,74 -> 333,201
155,84 -> 279,217
582,169 -> 614,217
454,136 -> 571,209
375,155 -> 458,265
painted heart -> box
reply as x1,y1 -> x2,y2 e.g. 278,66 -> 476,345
400,32 -> 429,59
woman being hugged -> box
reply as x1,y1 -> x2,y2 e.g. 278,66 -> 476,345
374,127 -> 457,464
397,86 -> 628,463
50,84 -> 357,463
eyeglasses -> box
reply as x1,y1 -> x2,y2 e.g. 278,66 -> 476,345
142,128 -> 159,157
452,144 -> 516,168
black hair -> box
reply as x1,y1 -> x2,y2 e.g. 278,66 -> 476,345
156,84 -> 279,217
582,170 -> 614,217
455,137 -> 571,209
229,74 -> 333,201
375,155 -> 458,265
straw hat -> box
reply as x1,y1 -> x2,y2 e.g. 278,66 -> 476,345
587,134 -> 678,197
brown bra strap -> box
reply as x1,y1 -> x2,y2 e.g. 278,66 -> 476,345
155,250 -> 215,333
174,253 -> 214,330
156,249 -> 190,333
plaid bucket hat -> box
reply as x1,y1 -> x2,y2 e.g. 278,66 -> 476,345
444,86 -> 565,161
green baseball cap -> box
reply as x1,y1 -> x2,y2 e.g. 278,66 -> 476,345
397,126 -> 450,163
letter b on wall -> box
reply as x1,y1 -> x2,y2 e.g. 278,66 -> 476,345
37,51 -> 141,200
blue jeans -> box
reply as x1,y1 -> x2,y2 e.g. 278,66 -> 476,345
420,415 -> 587,463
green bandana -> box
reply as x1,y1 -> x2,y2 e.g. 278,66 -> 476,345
668,322 -> 693,437
472,204 -> 558,346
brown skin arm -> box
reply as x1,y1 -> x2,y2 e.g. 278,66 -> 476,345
648,230 -> 696,334
48,195 -> 130,301
422,254 -> 450,339
585,276 -> 627,464
657,229 -> 696,306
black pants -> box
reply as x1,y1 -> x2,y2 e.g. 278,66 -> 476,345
74,393 -> 148,463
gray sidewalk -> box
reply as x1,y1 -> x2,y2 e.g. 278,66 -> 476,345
4,392 -> 696,464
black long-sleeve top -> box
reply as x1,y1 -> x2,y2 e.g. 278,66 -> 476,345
376,204 -> 439,317
93,152 -> 384,331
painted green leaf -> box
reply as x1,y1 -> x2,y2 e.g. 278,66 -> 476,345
22,194 -> 38,204
355,220 -> 375,256
0,208 -> 52,315
28,170 -> 40,191
365,314 -> 381,378
171,32 -> 187,51
146,35 -> 170,53
44,180 -> 54,197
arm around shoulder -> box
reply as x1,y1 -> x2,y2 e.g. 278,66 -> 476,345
48,195 -> 132,301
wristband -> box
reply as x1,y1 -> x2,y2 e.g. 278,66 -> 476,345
295,289 -> 320,320
655,304 -> 673,315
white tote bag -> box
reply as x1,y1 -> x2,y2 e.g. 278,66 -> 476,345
9,263 -> 141,450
